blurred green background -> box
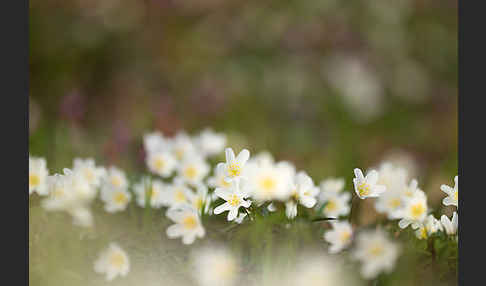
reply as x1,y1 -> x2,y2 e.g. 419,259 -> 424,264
29,0 -> 457,285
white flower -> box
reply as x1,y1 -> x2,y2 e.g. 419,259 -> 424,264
401,178 -> 420,198
217,147 -> 250,183
207,163 -> 233,189
94,243 -> 130,281
351,228 -> 401,279
441,211 -> 458,235
146,151 -> 176,178
143,131 -> 170,154
187,184 -> 212,215
172,131 -> 197,161
441,175 -> 458,208
133,177 -> 166,208
319,177 -> 345,195
424,214 -> 443,235
100,186 -> 131,213
375,162 -> 408,192
104,166 -> 129,190
178,156 -> 210,186
324,221 -> 353,254
191,246 -> 238,286
166,205 -> 205,244
43,169 -> 95,209
42,169 -> 96,227
397,189 -> 428,230
285,171 -> 319,219
162,179 -> 193,209
374,188 -> 405,219
248,151 -> 274,166
319,192 -> 351,218
415,215 -> 442,240
195,128 -> 227,157
246,160 -> 295,202
352,168 -> 386,199
72,158 -> 106,188
213,181 -> 251,221
29,156 -> 49,196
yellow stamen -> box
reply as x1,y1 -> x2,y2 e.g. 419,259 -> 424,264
175,190 -> 186,202
111,176 -> 122,187
154,158 -> 165,171
227,163 -> 241,177
113,192 -> 128,204
29,174 -> 40,188
228,194 -> 240,207
194,197 -> 204,210
182,216 -> 197,230
410,203 -> 425,219
260,177 -> 276,193
151,187 -> 159,200
340,231 -> 351,243
388,198 -> 401,209
184,166 -> 197,179
110,252 -> 126,268
369,245 -> 384,257
84,168 -> 94,181
357,183 -> 370,197
419,227 -> 428,239
325,200 -> 337,212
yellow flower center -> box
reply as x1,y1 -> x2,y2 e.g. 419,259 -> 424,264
184,166 -> 197,179
410,203 -> 425,219
220,177 -> 231,188
340,231 -> 351,243
110,252 -> 126,269
29,174 -> 40,188
357,183 -> 370,196
182,215 -> 197,230
454,191 -> 458,202
194,197 -> 204,210
150,187 -> 159,200
84,168 -> 94,181
325,200 -> 337,212
175,149 -> 184,160
388,198 -> 401,209
227,163 -> 241,177
419,227 -> 428,239
369,245 -> 384,257
228,194 -> 240,207
175,190 -> 186,202
113,192 -> 128,204
154,158 -> 165,171
260,177 -> 276,193
111,176 -> 122,187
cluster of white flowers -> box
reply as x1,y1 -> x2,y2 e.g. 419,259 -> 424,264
29,129 -> 458,283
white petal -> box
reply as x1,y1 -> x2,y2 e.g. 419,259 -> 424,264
213,202 -> 231,214
236,149 -> 250,165
354,168 -> 364,180
166,224 -> 184,238
225,148 -> 235,163
227,208 -> 239,221
398,219 -> 411,229
366,170 -> 379,184
300,196 -> 316,208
